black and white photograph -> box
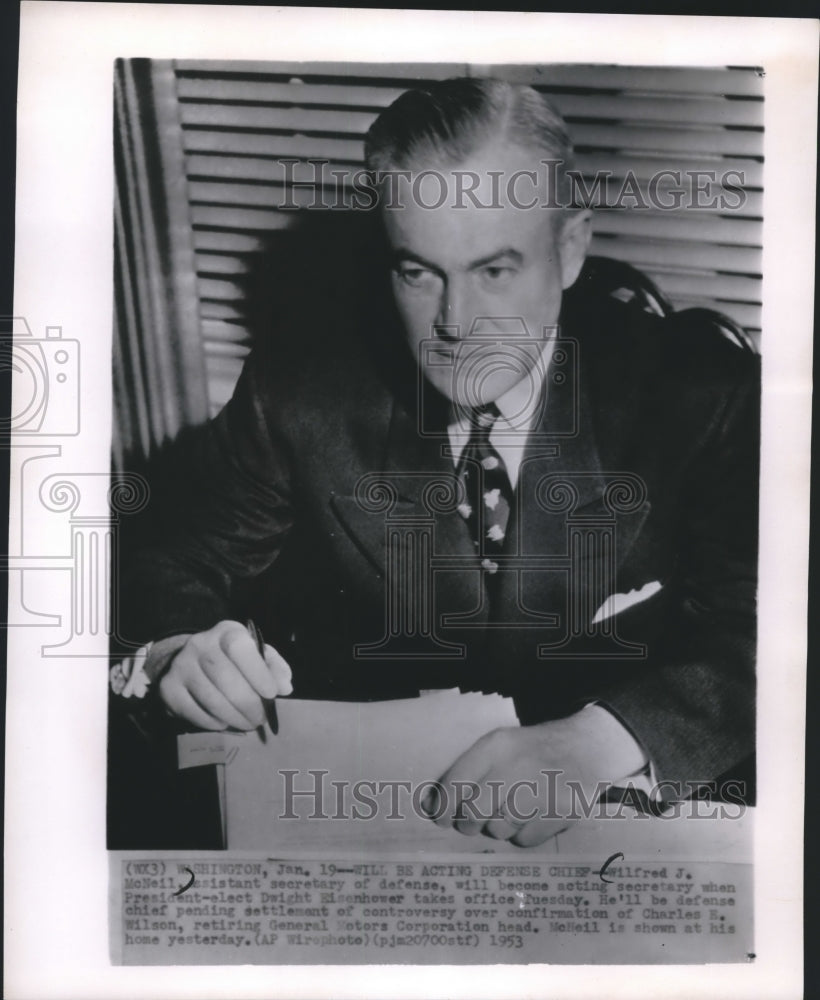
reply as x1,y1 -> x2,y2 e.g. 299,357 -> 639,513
108,55 -> 764,957
5,4 -> 813,997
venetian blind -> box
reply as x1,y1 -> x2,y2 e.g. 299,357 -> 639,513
163,60 -> 764,414
113,59 -> 210,467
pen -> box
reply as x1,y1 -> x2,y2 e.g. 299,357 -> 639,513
246,618 -> 279,737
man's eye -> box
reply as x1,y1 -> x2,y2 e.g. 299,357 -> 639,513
396,267 -> 436,288
481,266 -> 516,285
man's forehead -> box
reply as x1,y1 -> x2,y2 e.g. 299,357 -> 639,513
376,137 -> 566,250
385,198 -> 554,250
381,173 -> 559,261
403,139 -> 551,197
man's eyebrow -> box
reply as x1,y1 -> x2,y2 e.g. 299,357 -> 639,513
468,248 -> 523,269
390,248 -> 442,271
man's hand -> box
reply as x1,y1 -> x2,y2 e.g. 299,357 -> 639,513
155,620 -> 293,730
425,706 -> 648,847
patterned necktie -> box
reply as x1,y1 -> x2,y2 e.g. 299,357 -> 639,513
456,403 -> 513,572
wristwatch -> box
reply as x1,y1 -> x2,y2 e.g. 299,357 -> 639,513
109,643 -> 154,699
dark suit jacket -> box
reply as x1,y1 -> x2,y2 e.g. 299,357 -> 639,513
122,289 -> 759,794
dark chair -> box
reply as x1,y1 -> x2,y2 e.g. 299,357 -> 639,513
573,254 -> 758,808
576,255 -> 673,318
672,306 -> 758,354
576,255 -> 758,355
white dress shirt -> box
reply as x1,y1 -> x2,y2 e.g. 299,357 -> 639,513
446,338 -> 555,488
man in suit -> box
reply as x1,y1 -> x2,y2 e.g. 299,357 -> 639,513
119,79 -> 758,846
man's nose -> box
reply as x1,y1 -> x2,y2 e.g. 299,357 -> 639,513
433,282 -> 469,341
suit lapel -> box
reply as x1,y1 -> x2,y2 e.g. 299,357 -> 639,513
511,348 -> 607,560
330,393 -> 484,628
496,335 -> 651,633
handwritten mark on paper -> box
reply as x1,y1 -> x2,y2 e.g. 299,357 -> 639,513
599,852 -> 625,883
172,867 -> 196,897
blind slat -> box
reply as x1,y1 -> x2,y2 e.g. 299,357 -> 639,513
549,93 -> 763,128
202,339 -> 251,358
183,129 -> 364,161
592,209 -> 761,246
188,179 -> 351,208
193,229 -> 266,253
187,155 -> 361,184
574,152 -> 762,189
197,252 -> 251,275
191,205 -> 300,231
477,63 -> 764,98
177,76 -> 405,107
200,299 -> 246,321
570,121 -> 763,157
198,276 -> 245,302
202,318 -> 253,343
640,269 -> 760,301
179,103 -> 379,134
175,60 -> 469,80
589,236 -> 761,274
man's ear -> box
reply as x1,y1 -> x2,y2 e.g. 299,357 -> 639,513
557,209 -> 592,290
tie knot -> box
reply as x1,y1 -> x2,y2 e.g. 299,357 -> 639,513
470,402 -> 500,431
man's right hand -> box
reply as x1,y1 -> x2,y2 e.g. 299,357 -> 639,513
151,621 -> 293,730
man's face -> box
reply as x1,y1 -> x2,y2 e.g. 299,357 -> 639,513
382,139 -> 590,409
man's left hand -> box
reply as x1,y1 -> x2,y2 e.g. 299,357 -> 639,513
425,706 -> 648,847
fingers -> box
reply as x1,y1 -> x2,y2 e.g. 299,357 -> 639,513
264,644 -> 293,696
425,727 -> 574,846
157,621 -> 294,730
511,818 -> 570,848
164,646 -> 262,730
438,728 -> 510,793
424,777 -> 527,840
432,728 -> 516,831
480,778 -> 538,839
158,679 -> 231,731
451,779 -> 506,836
221,627 -> 278,699
483,810 -> 525,841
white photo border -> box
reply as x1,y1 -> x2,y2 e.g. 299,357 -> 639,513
7,3 -> 816,998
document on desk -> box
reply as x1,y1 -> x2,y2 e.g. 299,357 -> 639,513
177,689 -> 522,852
